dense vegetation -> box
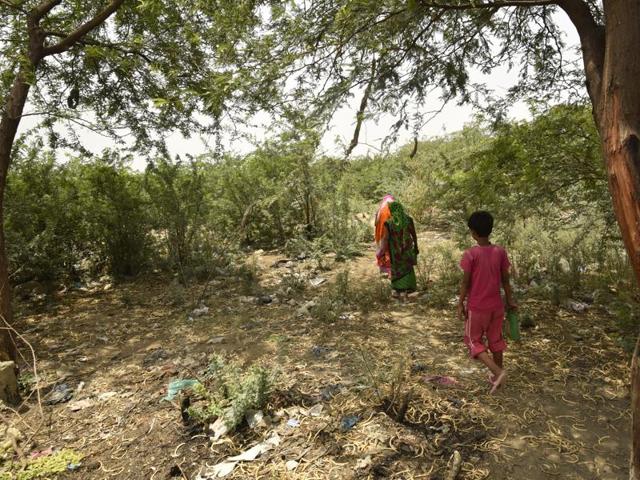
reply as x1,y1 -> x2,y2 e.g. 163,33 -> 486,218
7,103 -> 638,343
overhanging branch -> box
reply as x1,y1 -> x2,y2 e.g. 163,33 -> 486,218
45,31 -> 153,63
418,0 -> 556,9
29,0 -> 61,21
42,0 -> 125,56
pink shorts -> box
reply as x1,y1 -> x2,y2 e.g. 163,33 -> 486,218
464,308 -> 506,358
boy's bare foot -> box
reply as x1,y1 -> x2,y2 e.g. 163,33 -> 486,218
487,374 -> 504,389
490,371 -> 506,394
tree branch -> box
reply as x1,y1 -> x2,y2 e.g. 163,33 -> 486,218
418,0 -> 556,10
345,57 -> 376,158
45,30 -> 153,62
42,0 -> 125,56
0,0 -> 27,14
29,0 -> 61,21
556,0 -> 605,110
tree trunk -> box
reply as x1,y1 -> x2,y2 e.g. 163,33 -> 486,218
0,69 -> 35,362
596,2 -> 640,478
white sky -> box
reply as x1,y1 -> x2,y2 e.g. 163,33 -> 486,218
17,9 -> 581,170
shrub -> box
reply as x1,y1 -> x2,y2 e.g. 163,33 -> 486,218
187,355 -> 276,431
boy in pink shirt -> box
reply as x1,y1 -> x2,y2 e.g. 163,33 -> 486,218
458,211 -> 516,393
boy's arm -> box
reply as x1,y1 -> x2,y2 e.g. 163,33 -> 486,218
501,271 -> 517,310
458,271 -> 471,321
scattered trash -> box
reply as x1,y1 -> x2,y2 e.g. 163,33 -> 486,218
271,259 -> 292,268
190,305 -> 210,318
67,462 -> 82,471
307,404 -> 324,417
297,252 -> 308,261
309,276 -> 327,287
68,399 -> 95,411
245,410 -> 266,429
565,299 -> 589,313
143,348 -> 168,366
285,460 -> 299,471
310,345 -> 330,357
210,416 -> 230,440
423,375 -> 458,386
30,447 -> 54,459
410,363 -> 428,374
317,383 -> 342,401
287,418 -> 301,428
75,381 -> 85,393
355,455 -> 372,470
196,433 -> 281,479
256,295 -> 273,305
163,379 -> 200,401
296,300 -> 316,317
340,414 -> 360,432
208,336 -> 225,345
46,383 -> 73,405
97,391 -> 118,401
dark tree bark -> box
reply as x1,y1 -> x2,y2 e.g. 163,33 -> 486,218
561,1 -> 640,477
597,3 -> 640,477
0,0 -> 124,362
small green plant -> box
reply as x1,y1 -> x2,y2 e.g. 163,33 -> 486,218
187,355 -> 276,431
0,449 -> 82,480
236,258 -> 260,295
355,348 -> 412,420
17,372 -> 35,393
280,268 -> 306,295
167,279 -> 186,306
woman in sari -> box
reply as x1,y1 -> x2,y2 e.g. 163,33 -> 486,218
376,201 -> 419,299
374,194 -> 394,274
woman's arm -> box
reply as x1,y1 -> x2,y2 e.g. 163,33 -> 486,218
409,219 -> 419,255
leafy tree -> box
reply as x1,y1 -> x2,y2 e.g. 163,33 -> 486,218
83,151 -> 150,276
0,0 -> 269,361
144,156 -> 208,282
5,143 -> 90,282
246,2 -> 640,473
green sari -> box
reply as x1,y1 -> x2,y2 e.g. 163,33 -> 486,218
385,202 -> 418,292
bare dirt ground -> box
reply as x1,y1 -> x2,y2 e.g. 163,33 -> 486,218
3,231 -> 631,479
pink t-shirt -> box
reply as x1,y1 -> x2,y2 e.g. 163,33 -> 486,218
460,245 -> 510,312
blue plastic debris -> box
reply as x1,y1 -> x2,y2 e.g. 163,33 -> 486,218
46,384 -> 73,405
340,414 -> 360,432
163,379 -> 200,401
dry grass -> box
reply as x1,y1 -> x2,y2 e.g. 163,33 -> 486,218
2,239 -> 631,480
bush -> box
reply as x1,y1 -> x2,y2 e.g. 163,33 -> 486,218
187,355 -> 276,431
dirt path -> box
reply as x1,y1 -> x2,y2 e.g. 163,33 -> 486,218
4,232 -> 630,479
